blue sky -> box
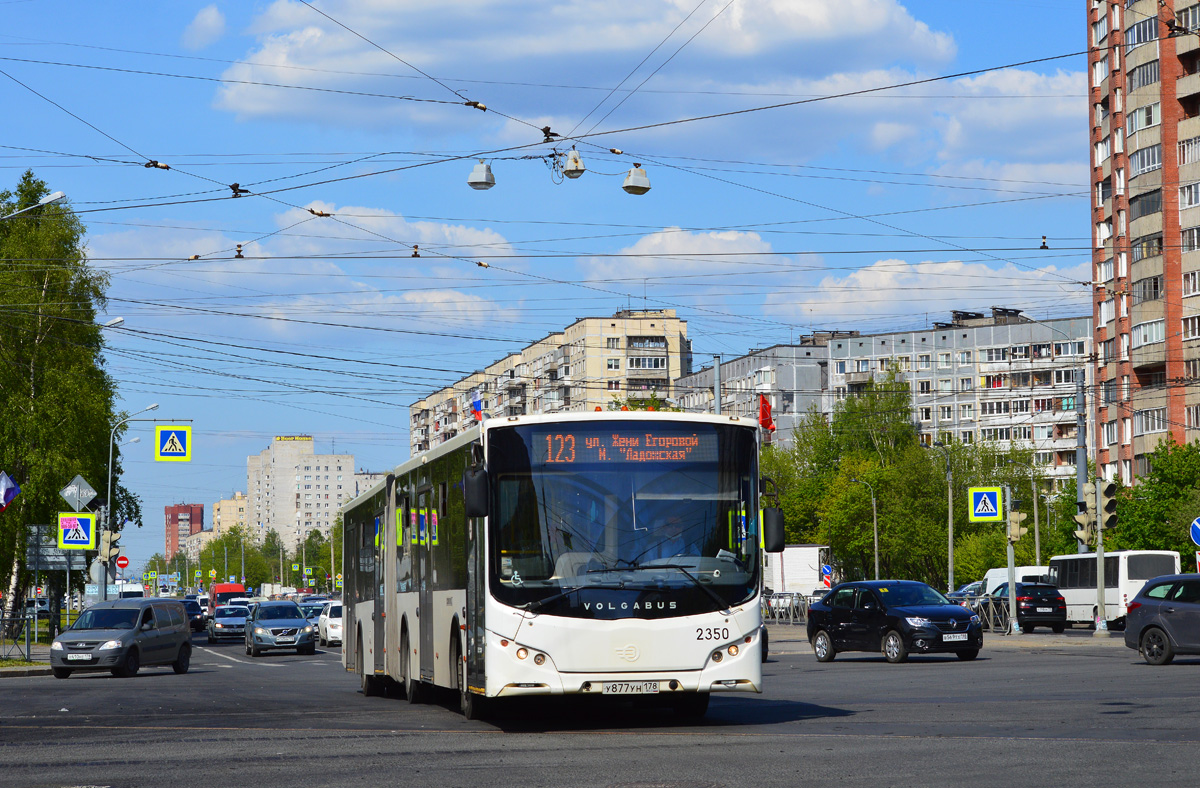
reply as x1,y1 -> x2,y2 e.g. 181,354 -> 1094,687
3,0 -> 1091,565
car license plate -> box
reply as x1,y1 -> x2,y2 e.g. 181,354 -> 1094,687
276,637 -> 295,644
602,681 -> 659,695
1037,607 -> 1052,613
943,633 -> 969,642
66,653 -> 92,661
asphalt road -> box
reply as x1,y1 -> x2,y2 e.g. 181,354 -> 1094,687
1,627 -> 1196,788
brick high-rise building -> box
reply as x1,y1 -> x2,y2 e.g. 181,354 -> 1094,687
1089,3 -> 1200,482
165,503 -> 204,560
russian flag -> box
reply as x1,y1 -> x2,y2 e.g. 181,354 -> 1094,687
472,393 -> 483,421
0,471 -> 20,512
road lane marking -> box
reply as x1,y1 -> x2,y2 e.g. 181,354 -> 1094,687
195,646 -> 283,668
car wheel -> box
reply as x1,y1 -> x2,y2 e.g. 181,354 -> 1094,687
52,667 -> 71,679
811,630 -> 836,662
955,649 -> 979,661
114,649 -> 140,678
1051,624 -> 1065,634
173,644 -> 191,674
319,633 -> 327,647
300,643 -> 316,656
403,629 -> 423,704
250,641 -> 262,658
1141,627 -> 1175,666
883,630 -> 909,663
1021,623 -> 1034,634
245,641 -> 251,656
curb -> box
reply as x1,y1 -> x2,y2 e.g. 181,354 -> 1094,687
0,666 -> 52,678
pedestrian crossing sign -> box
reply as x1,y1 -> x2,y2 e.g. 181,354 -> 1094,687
968,487 -> 1003,522
57,512 -> 96,550
155,425 -> 192,462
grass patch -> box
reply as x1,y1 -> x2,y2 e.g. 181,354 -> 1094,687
0,657 -> 46,668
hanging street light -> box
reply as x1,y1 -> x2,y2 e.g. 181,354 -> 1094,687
467,160 -> 496,190
622,164 -> 651,195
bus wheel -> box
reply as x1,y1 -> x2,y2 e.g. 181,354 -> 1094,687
452,633 -> 487,720
358,631 -> 383,697
403,629 -> 423,704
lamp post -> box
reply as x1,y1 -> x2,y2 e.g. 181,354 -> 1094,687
928,441 -> 954,592
0,190 -> 64,221
849,477 -> 879,580
102,403 -> 158,600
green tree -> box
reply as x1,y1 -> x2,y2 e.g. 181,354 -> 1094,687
607,390 -> 679,411
1112,438 -> 1200,563
0,171 -> 136,616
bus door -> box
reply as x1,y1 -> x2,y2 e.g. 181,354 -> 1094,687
416,489 -> 436,682
466,513 -> 486,694
373,510 -> 385,677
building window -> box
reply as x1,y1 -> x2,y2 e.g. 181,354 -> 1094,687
606,337 -> 620,349
1133,275 -> 1163,304
1131,233 -> 1164,262
1130,144 -> 1163,178
959,377 -> 973,391
1131,319 -> 1165,348
920,407 -> 932,422
958,351 -> 972,364
857,359 -> 870,372
607,358 -> 620,370
836,361 -> 846,373
938,379 -> 953,392
1185,316 -> 1200,340
1125,17 -> 1158,53
1133,408 -> 1168,436
960,431 -> 974,444
1054,341 -> 1085,356
981,427 -> 1012,441
1097,258 -> 1114,282
1188,405 -> 1200,429
1127,59 -> 1159,92
1183,136 -> 1200,166
1185,272 -> 1200,296
981,401 -> 1010,416
960,403 -> 974,420
984,347 -> 1008,362
918,354 -> 931,369
939,406 -> 953,420
1129,189 -> 1162,221
1187,359 -> 1200,378
628,357 -> 666,369
919,380 -> 932,394
938,353 -> 951,368
1127,102 -> 1160,135
607,381 -> 621,390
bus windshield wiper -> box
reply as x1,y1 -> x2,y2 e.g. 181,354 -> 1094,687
652,564 -> 730,613
521,585 -> 584,615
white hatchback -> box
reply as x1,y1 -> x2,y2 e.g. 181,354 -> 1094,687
317,602 -> 343,647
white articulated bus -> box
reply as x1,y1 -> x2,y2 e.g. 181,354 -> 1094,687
341,411 -> 784,719
1047,550 -> 1180,626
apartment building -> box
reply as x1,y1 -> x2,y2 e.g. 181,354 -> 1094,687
245,436 -> 355,551
1088,2 -> 1200,481
676,334 -> 857,441
410,309 -> 691,456
164,503 -> 203,561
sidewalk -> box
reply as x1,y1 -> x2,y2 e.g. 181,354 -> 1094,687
0,642 -> 53,678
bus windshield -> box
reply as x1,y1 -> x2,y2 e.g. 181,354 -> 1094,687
487,420 -> 760,619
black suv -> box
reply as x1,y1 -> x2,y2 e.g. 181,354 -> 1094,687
807,580 -> 983,663
984,582 -> 1066,633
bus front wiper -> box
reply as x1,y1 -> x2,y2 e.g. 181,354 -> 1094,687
521,585 -> 584,615
652,564 -> 730,614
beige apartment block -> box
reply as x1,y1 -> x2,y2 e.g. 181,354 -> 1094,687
411,309 -> 690,456
246,435 -> 355,551
211,491 -> 247,538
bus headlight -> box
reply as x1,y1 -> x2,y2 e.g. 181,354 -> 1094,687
516,648 -> 528,660
727,645 -> 739,657
533,653 -> 545,665
711,651 -> 723,663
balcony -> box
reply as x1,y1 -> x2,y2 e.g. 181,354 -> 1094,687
844,371 -> 873,385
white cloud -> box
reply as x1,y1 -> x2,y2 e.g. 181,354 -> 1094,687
762,257 -> 1091,324
583,226 -> 775,283
182,5 -> 226,51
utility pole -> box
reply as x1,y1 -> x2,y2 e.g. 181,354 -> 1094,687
712,355 -> 722,415
1031,469 -> 1041,566
1075,371 -> 1088,554
1004,485 -> 1018,635
1094,480 -> 1110,637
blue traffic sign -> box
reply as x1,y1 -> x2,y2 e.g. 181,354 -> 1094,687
155,425 -> 192,462
821,564 -> 832,576
968,487 -> 1003,522
1190,517 -> 1200,548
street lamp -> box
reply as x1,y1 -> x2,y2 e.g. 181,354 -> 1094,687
0,190 -> 64,221
927,441 -> 954,592
849,477 -> 879,580
1007,457 -> 1043,566
102,403 -> 158,600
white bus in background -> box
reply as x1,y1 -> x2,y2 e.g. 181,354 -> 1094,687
1048,550 -> 1180,626
342,412 -> 785,720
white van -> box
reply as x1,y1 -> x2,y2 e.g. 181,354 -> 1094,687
981,565 -> 1050,595
117,583 -> 145,599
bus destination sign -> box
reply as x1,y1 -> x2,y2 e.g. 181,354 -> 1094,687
535,429 -> 718,464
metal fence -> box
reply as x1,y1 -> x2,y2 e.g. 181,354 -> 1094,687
1,615 -> 34,660
761,592 -> 818,625
962,595 -> 1011,634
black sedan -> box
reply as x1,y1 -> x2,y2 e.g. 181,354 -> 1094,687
807,580 -> 983,663
182,599 -> 207,632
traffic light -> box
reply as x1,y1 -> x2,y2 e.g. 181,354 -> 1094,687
1074,482 -> 1096,546
99,529 -> 121,562
1007,511 -> 1028,543
1098,480 -> 1118,531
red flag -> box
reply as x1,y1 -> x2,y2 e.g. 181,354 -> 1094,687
758,394 -> 775,432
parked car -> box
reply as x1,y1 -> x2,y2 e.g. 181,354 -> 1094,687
181,599 -> 207,632
24,598 -> 50,620
49,598 -> 191,679
1125,573 -> 1200,665
984,582 -> 1067,633
807,580 -> 983,663
317,601 -> 342,646
245,601 -> 316,656
207,605 -> 249,642
946,581 -> 983,604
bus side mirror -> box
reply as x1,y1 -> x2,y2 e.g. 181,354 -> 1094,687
763,507 -> 785,553
464,466 -> 489,518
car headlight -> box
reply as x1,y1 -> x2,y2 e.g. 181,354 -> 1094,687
304,625 -> 314,633
51,641 -> 64,651
254,627 -> 267,635
970,615 -> 981,624
99,640 -> 123,651
214,623 -> 224,628
905,617 -> 931,627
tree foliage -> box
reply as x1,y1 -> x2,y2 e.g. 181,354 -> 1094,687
1111,438 -> 1200,565
761,370 -> 1068,589
0,171 -> 138,615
